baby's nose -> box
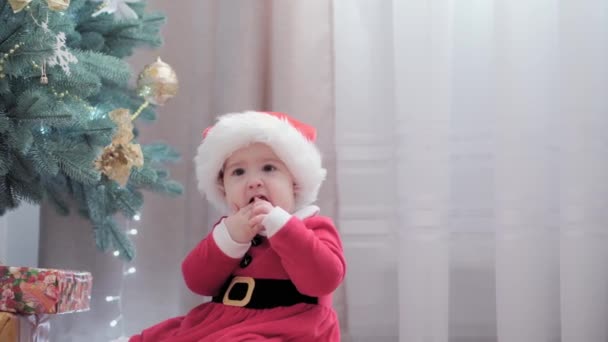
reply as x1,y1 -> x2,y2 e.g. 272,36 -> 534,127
247,178 -> 263,189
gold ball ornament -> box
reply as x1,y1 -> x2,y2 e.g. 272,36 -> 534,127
137,57 -> 179,106
46,0 -> 70,11
8,0 -> 32,13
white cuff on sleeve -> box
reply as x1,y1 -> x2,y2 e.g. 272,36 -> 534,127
262,206 -> 293,238
212,219 -> 250,258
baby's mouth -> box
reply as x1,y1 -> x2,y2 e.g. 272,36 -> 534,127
249,195 -> 269,204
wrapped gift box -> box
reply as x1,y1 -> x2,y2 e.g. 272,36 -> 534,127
0,266 -> 92,315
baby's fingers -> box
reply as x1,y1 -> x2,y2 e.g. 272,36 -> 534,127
248,214 -> 265,228
251,205 -> 270,216
254,224 -> 265,234
238,202 -> 255,216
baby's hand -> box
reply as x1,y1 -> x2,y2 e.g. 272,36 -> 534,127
224,203 -> 263,244
248,198 -> 274,229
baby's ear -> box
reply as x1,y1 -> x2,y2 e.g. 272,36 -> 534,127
216,174 -> 226,196
293,182 -> 301,193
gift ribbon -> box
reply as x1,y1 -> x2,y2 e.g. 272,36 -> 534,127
25,314 -> 50,342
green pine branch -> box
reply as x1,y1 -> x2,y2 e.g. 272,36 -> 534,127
0,0 -> 183,261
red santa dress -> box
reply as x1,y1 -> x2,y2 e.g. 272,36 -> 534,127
128,205 -> 346,342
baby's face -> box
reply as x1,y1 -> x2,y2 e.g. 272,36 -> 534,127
221,143 -> 296,213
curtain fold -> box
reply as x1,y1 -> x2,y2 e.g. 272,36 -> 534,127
493,1 -> 561,341
393,0 -> 453,341
559,1 -> 608,341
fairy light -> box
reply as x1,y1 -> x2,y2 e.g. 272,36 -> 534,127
105,296 -> 120,302
109,315 -> 122,327
107,215 -> 141,340
89,107 -> 105,119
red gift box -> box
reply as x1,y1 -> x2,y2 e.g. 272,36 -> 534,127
0,266 -> 92,315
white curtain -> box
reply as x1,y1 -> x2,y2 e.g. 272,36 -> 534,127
335,0 -> 608,342
38,1 -> 608,341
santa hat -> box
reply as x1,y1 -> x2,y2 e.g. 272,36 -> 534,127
194,111 -> 327,213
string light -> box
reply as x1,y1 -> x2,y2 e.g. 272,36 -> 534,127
109,315 -> 122,328
107,215 -> 141,340
89,107 -> 106,119
105,296 -> 120,302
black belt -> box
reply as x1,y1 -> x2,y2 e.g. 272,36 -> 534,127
212,276 -> 318,309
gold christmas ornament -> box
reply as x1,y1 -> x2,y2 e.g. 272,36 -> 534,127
108,108 -> 135,144
95,108 -> 144,186
8,0 -> 31,13
46,0 -> 70,11
95,143 -> 143,186
136,57 -> 178,106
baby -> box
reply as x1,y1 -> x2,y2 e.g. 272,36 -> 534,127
128,111 -> 346,341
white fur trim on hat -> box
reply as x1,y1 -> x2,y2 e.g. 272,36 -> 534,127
194,111 -> 327,213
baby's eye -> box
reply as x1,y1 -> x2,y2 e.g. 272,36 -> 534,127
231,168 -> 245,176
263,164 -> 276,172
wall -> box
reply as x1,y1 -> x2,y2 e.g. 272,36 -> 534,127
0,203 -> 40,267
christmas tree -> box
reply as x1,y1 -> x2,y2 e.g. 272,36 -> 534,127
0,0 -> 182,261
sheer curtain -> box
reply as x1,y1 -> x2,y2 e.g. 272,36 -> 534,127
335,1 -> 608,341
37,1 -> 608,341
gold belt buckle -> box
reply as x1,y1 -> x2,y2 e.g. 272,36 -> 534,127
222,276 -> 255,307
